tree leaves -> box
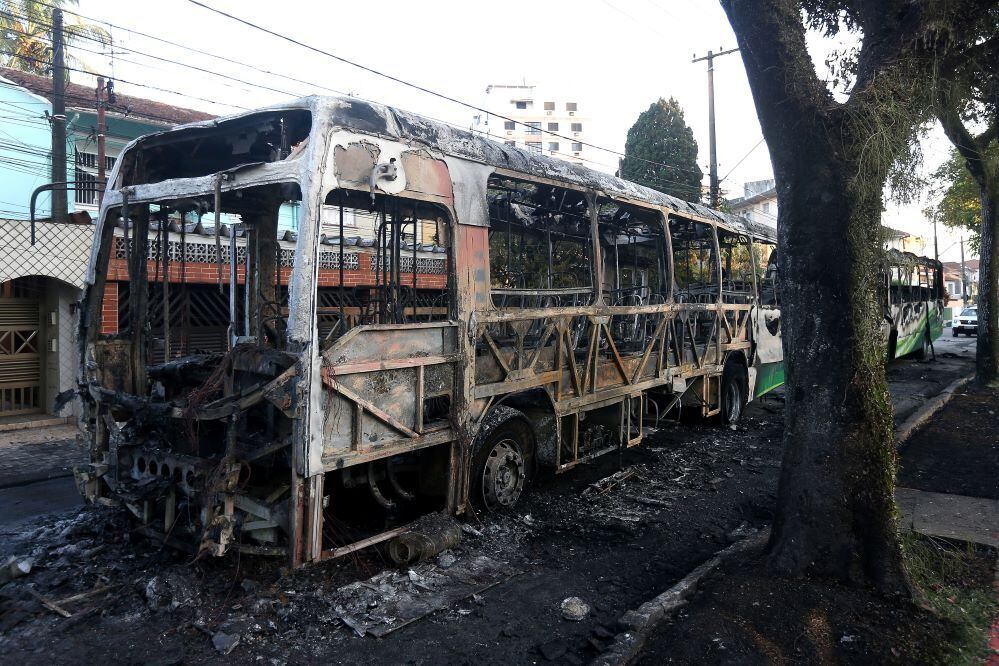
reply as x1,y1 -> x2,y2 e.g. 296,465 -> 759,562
620,97 -> 703,203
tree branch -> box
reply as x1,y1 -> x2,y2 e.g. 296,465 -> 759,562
936,82 -> 988,188
720,0 -> 836,162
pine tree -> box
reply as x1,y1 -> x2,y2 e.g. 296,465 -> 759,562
620,98 -> 703,203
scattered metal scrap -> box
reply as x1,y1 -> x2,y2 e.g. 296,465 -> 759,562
331,555 -> 520,637
583,465 -> 646,498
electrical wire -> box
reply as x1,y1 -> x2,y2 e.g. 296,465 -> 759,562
19,0 -> 712,185
0,50 -> 248,111
184,0 -> 708,179
0,10 -> 310,101
9,0 -> 351,97
719,137 -> 766,183
5,1 -> 711,197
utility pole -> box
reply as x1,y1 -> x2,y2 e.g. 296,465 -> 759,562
960,235 -> 968,307
932,211 -> 939,263
96,76 -> 106,207
692,47 -> 739,208
50,8 -> 67,222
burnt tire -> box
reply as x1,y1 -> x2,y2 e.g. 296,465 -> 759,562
720,362 -> 747,425
470,406 -> 535,512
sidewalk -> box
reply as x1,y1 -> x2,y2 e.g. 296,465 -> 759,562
0,423 -> 86,488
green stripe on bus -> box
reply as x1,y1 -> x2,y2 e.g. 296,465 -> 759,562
755,362 -> 784,397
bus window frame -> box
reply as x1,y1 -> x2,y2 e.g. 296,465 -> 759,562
317,185 -> 458,328
485,173 -> 597,309
596,196 -> 671,307
666,214 -> 721,305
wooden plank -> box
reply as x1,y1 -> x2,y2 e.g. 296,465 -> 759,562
28,588 -> 72,618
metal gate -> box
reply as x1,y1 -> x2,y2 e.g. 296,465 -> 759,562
0,296 -> 42,416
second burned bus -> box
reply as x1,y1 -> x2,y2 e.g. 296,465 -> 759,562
75,96 -> 782,565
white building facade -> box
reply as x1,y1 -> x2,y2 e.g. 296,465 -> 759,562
727,179 -> 777,226
473,84 -> 590,166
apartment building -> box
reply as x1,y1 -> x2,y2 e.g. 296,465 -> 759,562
473,84 -> 589,166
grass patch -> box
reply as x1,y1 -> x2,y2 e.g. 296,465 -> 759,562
903,532 -> 997,665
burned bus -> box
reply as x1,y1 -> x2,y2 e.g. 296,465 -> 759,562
74,96 -> 781,566
884,250 -> 944,359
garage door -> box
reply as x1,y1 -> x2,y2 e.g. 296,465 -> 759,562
0,297 -> 42,416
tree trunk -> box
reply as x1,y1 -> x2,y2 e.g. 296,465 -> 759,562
768,163 -> 910,594
721,0 -> 912,595
976,181 -> 999,384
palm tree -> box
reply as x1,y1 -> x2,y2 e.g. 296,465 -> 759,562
0,0 -> 110,75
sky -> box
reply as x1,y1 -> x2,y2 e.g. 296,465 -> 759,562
62,0 -> 972,262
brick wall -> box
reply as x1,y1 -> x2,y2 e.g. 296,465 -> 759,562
100,282 -> 118,335
99,255 -> 449,334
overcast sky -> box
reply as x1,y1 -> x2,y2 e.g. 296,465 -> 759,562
71,0 -> 971,262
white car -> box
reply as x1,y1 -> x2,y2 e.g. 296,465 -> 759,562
952,306 -> 977,336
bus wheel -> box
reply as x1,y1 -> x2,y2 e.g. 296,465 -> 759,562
471,408 -> 533,512
720,363 -> 747,425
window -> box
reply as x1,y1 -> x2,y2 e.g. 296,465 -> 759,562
525,121 -> 541,135
487,175 -> 592,308
717,229 -> 755,303
547,122 -> 559,131
515,101 -> 529,109
504,140 -> 516,146
599,200 -> 668,358
503,120 -> 516,130
752,240 -> 778,305
761,202 -> 771,214
571,142 -> 583,152
669,217 -> 718,303
571,122 -> 583,132
526,142 -> 542,154
319,189 -> 452,340
74,148 -> 117,205
566,102 -> 578,112
599,199 -> 668,306
544,101 -> 555,110
548,142 -> 559,152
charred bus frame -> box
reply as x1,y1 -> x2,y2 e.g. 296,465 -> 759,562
75,97 -> 780,566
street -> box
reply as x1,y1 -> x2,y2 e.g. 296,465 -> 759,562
0,338 -> 980,664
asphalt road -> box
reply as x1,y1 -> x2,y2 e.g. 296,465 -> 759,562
0,476 -> 82,532
0,334 -> 977,533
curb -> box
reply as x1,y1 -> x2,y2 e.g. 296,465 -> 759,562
0,469 -> 75,491
592,527 -> 771,666
895,373 -> 975,446
0,416 -> 74,433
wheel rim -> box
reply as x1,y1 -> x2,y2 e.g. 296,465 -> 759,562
481,438 -> 525,510
724,379 -> 741,422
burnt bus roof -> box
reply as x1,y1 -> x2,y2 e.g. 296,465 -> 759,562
886,248 -> 943,269
124,95 -> 777,242
327,97 -> 775,241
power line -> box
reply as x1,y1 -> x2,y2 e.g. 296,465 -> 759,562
0,50 -> 247,111
18,0 -> 351,97
5,1 -> 708,195
0,9 -> 310,101
0,77 -> 202,128
720,137 -> 766,183
25,0 -> 710,185
184,0 -> 707,179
